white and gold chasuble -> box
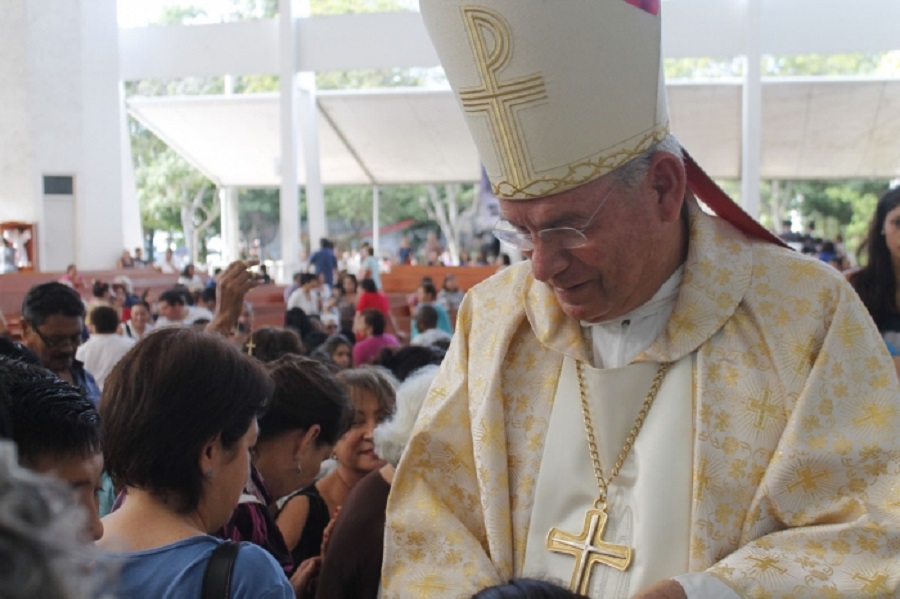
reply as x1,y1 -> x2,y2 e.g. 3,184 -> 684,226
382,201 -> 900,598
523,356 -> 694,596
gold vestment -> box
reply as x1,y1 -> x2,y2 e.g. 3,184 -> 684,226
383,201 -> 900,598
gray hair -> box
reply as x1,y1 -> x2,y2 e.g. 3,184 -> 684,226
613,133 -> 683,190
373,365 -> 438,467
0,442 -> 115,599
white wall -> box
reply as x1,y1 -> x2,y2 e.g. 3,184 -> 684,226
0,0 -> 128,271
0,0 -> 37,223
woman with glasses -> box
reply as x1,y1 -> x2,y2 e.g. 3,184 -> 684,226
20,282 -> 99,405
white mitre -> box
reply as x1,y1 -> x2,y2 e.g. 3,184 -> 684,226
420,0 -> 783,245
419,0 -> 668,201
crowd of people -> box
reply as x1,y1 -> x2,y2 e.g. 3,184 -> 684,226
2,2 -> 899,599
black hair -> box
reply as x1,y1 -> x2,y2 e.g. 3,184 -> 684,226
362,309 -> 386,336
91,280 -> 109,299
101,327 -> 273,513
0,356 -> 101,465
472,580 -> 590,599
200,287 -> 217,305
360,278 -> 378,293
303,330 -> 329,355
246,327 -> 305,362
300,273 -> 318,286
374,344 -> 445,382
415,304 -> 439,331
89,306 -> 119,334
21,282 -> 86,327
159,289 -> 186,307
285,308 -> 313,339
260,355 -> 352,446
848,186 -> 900,329
420,282 -> 437,299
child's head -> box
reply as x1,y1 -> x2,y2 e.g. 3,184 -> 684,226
472,579 -> 590,599
0,357 -> 104,540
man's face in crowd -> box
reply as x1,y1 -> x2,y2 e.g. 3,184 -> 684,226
29,451 -> 105,541
159,300 -> 185,321
500,172 -> 668,323
22,314 -> 84,373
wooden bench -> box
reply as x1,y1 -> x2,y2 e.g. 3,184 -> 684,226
245,285 -> 287,329
0,269 -> 181,338
380,265 -> 499,294
0,269 -> 286,339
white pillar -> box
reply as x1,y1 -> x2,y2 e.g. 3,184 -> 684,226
741,0 -> 763,219
220,187 -> 240,264
120,82 -> 143,255
299,75 -> 326,252
372,185 -> 380,255
279,0 -> 300,283
297,0 -> 326,253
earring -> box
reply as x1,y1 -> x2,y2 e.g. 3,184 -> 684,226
297,463 -> 303,475
205,469 -> 213,478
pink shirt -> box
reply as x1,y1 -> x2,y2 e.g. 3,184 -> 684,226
352,334 -> 400,366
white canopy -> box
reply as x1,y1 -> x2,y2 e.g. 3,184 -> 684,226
128,77 -> 900,188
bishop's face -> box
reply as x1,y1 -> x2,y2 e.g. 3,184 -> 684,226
499,173 -> 676,323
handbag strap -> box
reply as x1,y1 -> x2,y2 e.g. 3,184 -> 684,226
201,540 -> 241,599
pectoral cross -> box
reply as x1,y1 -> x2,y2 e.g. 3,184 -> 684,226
460,7 -> 547,192
546,507 -> 633,595
245,335 -> 255,357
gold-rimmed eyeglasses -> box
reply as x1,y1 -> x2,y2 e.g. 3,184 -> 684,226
492,180 -> 620,252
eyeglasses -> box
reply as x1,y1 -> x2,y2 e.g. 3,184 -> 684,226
29,324 -> 82,349
492,180 -> 621,252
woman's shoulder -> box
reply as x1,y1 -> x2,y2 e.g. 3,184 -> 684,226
232,542 -> 293,593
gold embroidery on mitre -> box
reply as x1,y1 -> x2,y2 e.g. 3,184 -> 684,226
493,124 -> 670,200
458,6 -> 670,200
460,7 -> 547,192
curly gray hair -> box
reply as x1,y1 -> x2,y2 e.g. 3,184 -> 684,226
0,442 -> 114,599
373,365 -> 439,467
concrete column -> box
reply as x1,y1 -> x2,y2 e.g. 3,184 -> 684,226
79,0 -> 125,268
297,0 -> 326,253
120,82 -> 143,255
220,187 -> 240,264
372,185 -> 380,255
279,0 -> 300,283
741,0 -> 763,219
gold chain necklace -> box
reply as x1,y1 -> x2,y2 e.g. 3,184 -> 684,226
546,360 -> 671,595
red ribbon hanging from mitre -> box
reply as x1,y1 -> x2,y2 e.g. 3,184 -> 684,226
623,0 -> 660,16
683,150 -> 785,247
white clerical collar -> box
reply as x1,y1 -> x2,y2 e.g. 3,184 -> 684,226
581,265 -> 684,369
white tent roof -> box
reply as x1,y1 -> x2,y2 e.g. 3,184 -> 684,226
127,77 -> 900,188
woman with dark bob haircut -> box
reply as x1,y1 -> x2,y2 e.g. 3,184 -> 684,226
97,327 -> 294,598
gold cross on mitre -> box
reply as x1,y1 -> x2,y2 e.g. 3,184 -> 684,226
459,7 -> 547,192
546,506 -> 633,595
